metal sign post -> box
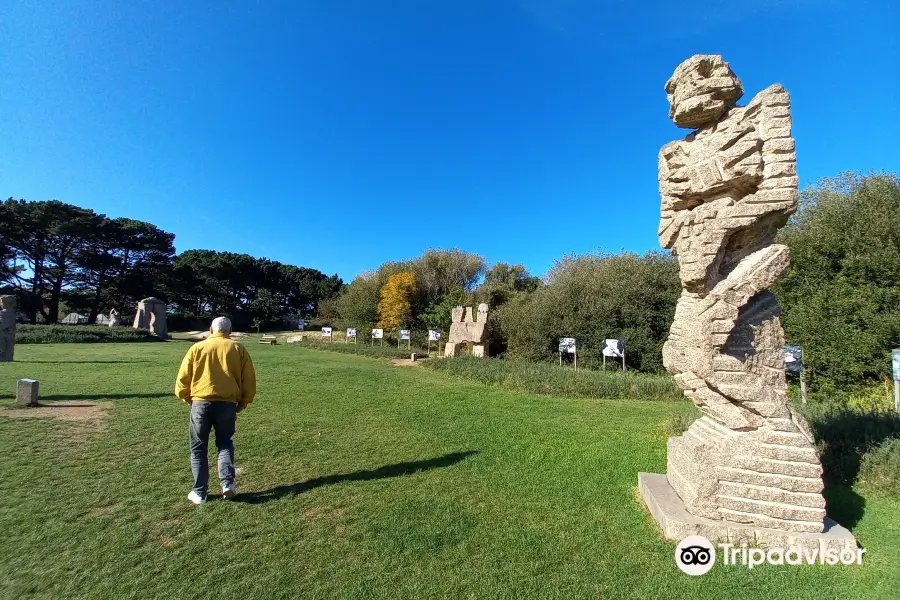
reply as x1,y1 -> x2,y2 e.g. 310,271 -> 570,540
558,337 -> 577,370
322,327 -> 333,342
399,329 -> 411,350
602,339 -> 625,372
428,330 -> 440,354
372,328 -> 384,346
347,328 -> 357,344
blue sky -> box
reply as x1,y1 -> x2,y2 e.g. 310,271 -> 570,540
2,0 -> 898,281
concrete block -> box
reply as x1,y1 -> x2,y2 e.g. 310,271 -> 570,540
17,379 -> 39,407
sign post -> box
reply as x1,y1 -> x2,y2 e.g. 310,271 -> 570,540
558,338 -> 577,370
372,328 -> 384,346
399,329 -> 411,350
784,345 -> 806,404
322,327 -> 333,342
892,349 -> 900,414
428,330 -> 440,354
346,328 -> 357,344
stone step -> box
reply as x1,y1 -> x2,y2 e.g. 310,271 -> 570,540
761,429 -> 811,448
754,442 -> 820,464
716,494 -> 826,523
717,466 -> 823,493
718,481 -> 825,509
717,507 -> 824,534
729,455 -> 821,478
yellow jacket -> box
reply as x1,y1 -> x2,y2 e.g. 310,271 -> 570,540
175,333 -> 257,408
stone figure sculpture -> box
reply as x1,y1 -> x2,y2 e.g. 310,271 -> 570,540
0,295 -> 17,362
444,303 -> 489,357
133,297 -> 168,338
108,308 -> 119,328
640,56 -> 854,549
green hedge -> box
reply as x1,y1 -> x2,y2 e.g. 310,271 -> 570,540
286,338 -> 426,360
15,325 -> 161,344
420,356 -> 683,401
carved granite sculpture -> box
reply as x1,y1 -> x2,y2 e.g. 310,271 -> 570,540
108,308 -> 119,328
444,304 -> 489,357
132,297 -> 168,338
0,295 -> 17,362
658,55 -> 826,534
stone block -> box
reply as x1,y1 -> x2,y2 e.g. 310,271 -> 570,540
17,379 -> 39,407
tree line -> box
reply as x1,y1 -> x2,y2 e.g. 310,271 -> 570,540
0,198 -> 342,329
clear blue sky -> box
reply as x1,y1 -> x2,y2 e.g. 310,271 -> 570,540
2,1 -> 898,281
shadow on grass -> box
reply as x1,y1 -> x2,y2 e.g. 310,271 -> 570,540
824,486 -> 866,531
20,360 -> 153,364
227,450 -> 479,505
41,393 -> 167,400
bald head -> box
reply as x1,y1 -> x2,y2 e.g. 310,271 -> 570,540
211,317 -> 232,335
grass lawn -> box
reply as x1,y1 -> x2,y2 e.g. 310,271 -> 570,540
1,342 -> 897,600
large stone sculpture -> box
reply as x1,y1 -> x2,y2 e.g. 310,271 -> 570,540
132,297 -> 168,338
639,55 -> 855,550
0,295 -> 17,362
444,304 -> 489,357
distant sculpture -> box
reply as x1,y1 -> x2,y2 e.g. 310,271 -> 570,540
444,303 -> 489,357
652,56 -> 831,535
0,295 -> 17,362
133,297 -> 168,338
108,308 -> 119,328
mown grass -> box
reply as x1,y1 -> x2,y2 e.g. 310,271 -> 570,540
0,343 -> 897,599
422,356 -> 683,401
15,324 -> 160,344
285,338 -> 426,360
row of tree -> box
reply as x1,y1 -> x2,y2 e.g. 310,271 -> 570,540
0,198 -> 342,328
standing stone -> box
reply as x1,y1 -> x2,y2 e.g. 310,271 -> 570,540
0,295 -> 17,362
17,379 -> 39,407
649,55 -> 835,536
108,308 -> 119,328
132,297 -> 168,338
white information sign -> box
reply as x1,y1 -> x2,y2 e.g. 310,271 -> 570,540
558,337 -> 576,354
602,339 -> 624,358
399,329 -> 411,341
428,330 -> 441,341
322,327 -> 332,337
372,328 -> 384,339
347,328 -> 357,338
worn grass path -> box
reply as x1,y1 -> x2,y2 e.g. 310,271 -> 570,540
0,342 -> 897,599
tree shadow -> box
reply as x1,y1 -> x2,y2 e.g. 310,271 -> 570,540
41,393 -> 167,400
806,407 -> 900,486
227,450 -> 479,505
824,486 -> 866,531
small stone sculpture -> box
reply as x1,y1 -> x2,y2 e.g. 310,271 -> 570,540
444,303 -> 489,357
108,308 -> 119,328
0,295 -> 17,362
132,297 -> 168,338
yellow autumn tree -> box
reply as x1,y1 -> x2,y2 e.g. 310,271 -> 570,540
377,271 -> 416,330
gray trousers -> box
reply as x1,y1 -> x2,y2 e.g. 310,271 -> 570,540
189,401 -> 237,496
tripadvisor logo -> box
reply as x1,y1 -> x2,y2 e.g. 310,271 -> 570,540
675,535 -> 866,575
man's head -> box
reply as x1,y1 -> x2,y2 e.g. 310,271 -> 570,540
210,316 -> 232,335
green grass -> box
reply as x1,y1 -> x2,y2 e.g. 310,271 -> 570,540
0,343 -> 897,599
286,338 -> 425,360
422,356 -> 683,401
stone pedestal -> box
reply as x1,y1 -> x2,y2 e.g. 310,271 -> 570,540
638,472 -> 856,554
17,379 -> 39,407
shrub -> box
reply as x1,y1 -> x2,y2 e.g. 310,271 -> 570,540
421,356 -> 682,401
15,324 -> 161,344
798,400 -> 900,486
858,437 -> 900,495
286,338 -> 425,360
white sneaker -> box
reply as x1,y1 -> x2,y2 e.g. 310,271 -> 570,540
222,485 -> 237,499
187,491 -> 206,505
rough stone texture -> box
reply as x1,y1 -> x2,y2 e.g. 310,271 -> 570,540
0,295 -> 17,362
132,297 -> 168,338
654,55 -> 841,538
17,379 -> 39,407
444,303 -> 489,357
638,473 -> 856,554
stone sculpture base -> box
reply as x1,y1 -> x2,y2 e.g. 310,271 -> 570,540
638,472 -> 856,554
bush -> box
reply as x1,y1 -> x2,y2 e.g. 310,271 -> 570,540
798,400 -> 900,486
858,437 -> 900,495
421,356 -> 683,401
287,338 -> 426,360
15,324 -> 161,344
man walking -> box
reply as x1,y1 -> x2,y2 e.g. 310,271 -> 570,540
175,317 -> 256,504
